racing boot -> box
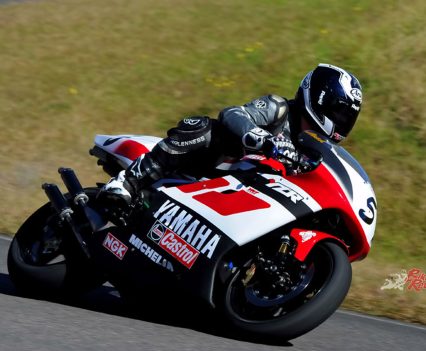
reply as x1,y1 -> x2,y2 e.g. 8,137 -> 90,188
100,152 -> 164,206
100,170 -> 134,207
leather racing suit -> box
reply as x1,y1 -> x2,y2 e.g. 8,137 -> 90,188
125,94 -> 301,192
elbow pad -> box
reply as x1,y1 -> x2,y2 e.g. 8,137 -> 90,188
242,128 -> 271,151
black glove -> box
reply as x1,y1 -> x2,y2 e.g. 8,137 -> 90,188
297,154 -> 320,172
262,135 -> 299,162
285,151 -> 323,175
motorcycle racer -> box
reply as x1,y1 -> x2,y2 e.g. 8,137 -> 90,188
102,63 -> 363,204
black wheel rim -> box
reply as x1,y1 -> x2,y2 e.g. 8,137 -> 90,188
17,206 -> 68,266
225,244 -> 335,322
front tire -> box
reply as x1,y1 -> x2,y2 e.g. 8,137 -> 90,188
223,241 -> 351,340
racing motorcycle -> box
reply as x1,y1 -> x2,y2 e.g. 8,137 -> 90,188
7,130 -> 377,340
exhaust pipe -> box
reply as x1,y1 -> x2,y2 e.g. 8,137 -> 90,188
58,167 -> 89,206
42,183 -> 73,221
42,182 -> 90,258
58,167 -> 108,232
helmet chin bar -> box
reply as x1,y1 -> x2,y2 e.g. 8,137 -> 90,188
302,86 -> 334,138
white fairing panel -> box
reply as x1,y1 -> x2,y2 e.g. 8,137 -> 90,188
159,175 -> 321,246
94,134 -> 162,168
335,155 -> 377,245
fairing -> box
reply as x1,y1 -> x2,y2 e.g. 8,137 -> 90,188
293,131 -> 377,260
94,131 -> 377,262
94,134 -> 161,168
92,131 -> 377,304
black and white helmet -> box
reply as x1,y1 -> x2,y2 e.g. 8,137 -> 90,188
295,63 -> 363,143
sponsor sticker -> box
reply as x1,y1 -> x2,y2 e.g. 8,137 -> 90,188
159,230 -> 200,269
183,118 -> 201,125
129,234 -> 174,272
103,232 -> 128,260
350,88 -> 362,102
299,230 -> 317,243
266,182 -> 304,204
302,72 -> 312,89
152,200 -> 221,260
305,131 -> 327,143
148,221 -> 200,269
169,135 -> 206,147
246,187 -> 259,195
148,222 -> 167,242
318,90 -> 326,105
254,99 -> 267,109
351,103 -> 360,111
332,132 -> 345,142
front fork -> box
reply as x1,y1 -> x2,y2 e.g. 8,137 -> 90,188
242,234 -> 293,287
241,229 -> 348,287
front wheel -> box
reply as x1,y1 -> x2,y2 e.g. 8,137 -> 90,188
223,241 -> 351,341
7,188 -> 105,297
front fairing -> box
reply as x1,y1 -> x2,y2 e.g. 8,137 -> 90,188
296,131 -> 377,252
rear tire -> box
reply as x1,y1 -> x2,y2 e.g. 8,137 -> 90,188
223,241 -> 351,341
7,188 -> 105,297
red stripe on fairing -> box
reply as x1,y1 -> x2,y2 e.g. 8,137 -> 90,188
177,177 -> 271,215
286,164 -> 370,261
177,178 -> 230,193
114,140 -> 150,160
193,190 -> 271,216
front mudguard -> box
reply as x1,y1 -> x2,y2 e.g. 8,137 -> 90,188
209,228 -> 349,307
290,228 -> 349,262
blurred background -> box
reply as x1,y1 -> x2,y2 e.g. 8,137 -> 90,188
0,0 -> 425,323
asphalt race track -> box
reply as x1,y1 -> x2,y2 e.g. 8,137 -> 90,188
0,235 -> 424,350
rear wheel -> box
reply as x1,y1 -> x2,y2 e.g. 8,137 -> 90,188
7,188 -> 105,297
223,241 -> 351,340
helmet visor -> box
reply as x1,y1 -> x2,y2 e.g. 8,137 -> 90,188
322,101 -> 359,142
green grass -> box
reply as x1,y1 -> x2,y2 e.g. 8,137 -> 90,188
1,0 -> 425,323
